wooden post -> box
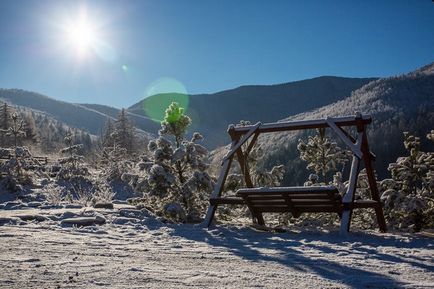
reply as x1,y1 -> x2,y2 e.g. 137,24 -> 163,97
202,138 -> 238,227
339,115 -> 364,235
361,129 -> 388,232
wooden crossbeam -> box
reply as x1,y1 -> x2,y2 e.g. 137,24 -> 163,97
326,118 -> 363,159
231,115 -> 371,136
222,122 -> 261,164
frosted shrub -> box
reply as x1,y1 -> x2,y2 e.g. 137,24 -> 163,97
99,131 -> 133,182
0,112 -> 39,191
0,146 -> 35,191
42,183 -> 64,205
126,102 -> 213,222
56,132 -> 89,181
297,128 -> 351,184
380,132 -> 434,231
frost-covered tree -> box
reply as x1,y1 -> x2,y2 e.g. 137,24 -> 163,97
114,109 -> 136,154
56,131 -> 88,180
0,112 -> 26,150
124,102 -> 213,222
0,103 -> 12,147
101,118 -> 115,148
159,102 -> 192,148
0,113 -> 43,192
297,128 -> 351,184
380,131 -> 434,231
100,131 -> 131,182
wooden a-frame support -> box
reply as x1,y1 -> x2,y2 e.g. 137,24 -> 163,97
202,114 -> 387,234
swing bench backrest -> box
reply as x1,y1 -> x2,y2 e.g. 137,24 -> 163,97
203,114 -> 387,234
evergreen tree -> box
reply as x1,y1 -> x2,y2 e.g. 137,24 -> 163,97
0,112 -> 26,150
297,128 -> 351,184
0,102 -> 11,131
57,131 -> 88,180
22,111 -> 38,146
101,118 -> 115,148
159,102 -> 192,148
124,102 -> 212,222
380,131 -> 434,231
114,109 -> 135,154
0,103 -> 12,147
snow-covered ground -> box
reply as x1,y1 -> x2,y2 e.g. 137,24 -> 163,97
0,205 -> 433,289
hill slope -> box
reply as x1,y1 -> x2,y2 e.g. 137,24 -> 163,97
128,76 -> 376,147
0,89 -> 157,137
249,63 -> 434,185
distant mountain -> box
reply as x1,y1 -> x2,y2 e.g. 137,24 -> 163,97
79,103 -> 161,134
0,99 -> 95,153
239,63 -> 434,185
128,76 -> 376,148
0,89 -> 156,138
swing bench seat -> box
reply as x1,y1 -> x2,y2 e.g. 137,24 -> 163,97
236,186 -> 382,225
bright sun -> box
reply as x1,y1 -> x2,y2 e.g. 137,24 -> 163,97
55,7 -> 116,63
64,15 -> 97,57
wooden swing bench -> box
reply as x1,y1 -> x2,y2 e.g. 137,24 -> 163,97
203,113 -> 387,234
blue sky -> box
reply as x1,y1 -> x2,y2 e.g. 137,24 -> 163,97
0,0 -> 433,108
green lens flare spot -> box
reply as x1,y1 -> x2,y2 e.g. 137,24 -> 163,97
142,78 -> 189,122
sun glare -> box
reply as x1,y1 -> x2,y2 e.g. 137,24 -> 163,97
62,13 -> 98,58
58,11 -> 99,58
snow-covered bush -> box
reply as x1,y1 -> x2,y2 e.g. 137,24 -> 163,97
380,132 -> 434,231
0,147 -> 34,191
99,131 -> 133,182
125,102 -> 213,222
56,132 -> 89,181
0,113 -> 47,192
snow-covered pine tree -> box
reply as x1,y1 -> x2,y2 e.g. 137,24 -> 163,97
0,103 -> 13,147
57,131 -> 88,180
100,130 -> 131,182
297,128 -> 351,184
0,102 -> 11,131
124,102 -> 213,223
101,118 -> 115,148
114,109 -> 136,154
0,112 -> 26,150
380,131 -> 434,231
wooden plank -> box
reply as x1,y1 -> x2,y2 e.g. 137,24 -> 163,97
255,206 -> 341,213
249,200 -> 340,206
237,185 -> 339,194
222,122 -> 261,164
231,115 -> 372,136
244,193 -> 339,200
351,200 -> 381,209
209,197 -> 244,206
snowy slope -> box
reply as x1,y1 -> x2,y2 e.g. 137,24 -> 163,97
0,205 -> 433,288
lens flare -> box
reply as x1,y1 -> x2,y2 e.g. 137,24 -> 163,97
142,77 -> 189,122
